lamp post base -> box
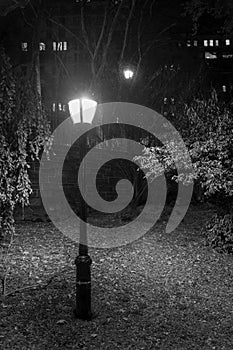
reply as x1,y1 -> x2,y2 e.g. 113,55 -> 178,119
74,255 -> 92,320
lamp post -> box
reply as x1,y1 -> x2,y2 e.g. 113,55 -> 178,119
68,97 -> 97,320
120,66 -> 136,102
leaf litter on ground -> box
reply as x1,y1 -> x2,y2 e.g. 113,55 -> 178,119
1,204 -> 233,349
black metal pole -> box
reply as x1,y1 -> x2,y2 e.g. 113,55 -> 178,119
74,99 -> 92,320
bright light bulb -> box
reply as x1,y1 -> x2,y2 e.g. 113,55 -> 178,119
68,98 -> 97,124
123,69 -> 134,80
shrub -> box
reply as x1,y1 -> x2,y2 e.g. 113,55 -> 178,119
134,92 -> 233,202
0,49 -> 52,295
204,213 -> 233,254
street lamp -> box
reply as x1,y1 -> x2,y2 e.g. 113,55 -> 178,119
68,97 -> 97,320
123,67 -> 135,80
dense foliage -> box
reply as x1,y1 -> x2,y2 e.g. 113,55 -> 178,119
134,93 -> 233,202
0,49 -> 51,242
204,213 -> 233,254
184,0 -> 233,34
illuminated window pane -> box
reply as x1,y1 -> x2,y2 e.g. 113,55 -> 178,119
222,85 -> 226,92
222,53 -> 233,58
193,40 -> 198,46
39,42 -> 46,51
186,40 -> 191,47
204,40 -> 208,47
53,41 -> 67,51
21,42 -> 28,51
226,39 -> 230,46
58,103 -> 62,111
215,40 -> 219,46
209,40 -> 214,46
57,42 -> 63,51
52,103 -> 56,112
205,52 -> 217,59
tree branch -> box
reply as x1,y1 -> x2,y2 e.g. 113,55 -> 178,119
93,0 -> 110,61
96,0 -> 126,79
119,0 -> 135,63
47,16 -> 93,60
80,1 -> 93,58
139,22 -> 177,61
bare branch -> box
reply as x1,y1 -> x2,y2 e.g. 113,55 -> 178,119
134,3 -> 143,77
53,52 -> 78,93
47,17 -> 93,60
0,0 -> 29,16
149,0 -> 157,17
93,0 -> 110,61
21,9 -> 34,28
80,2 -> 93,57
96,0 -> 126,79
28,0 -> 38,18
119,0 -> 135,63
141,22 -> 177,59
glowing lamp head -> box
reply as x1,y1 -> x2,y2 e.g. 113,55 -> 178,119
68,98 -> 97,124
123,68 -> 134,80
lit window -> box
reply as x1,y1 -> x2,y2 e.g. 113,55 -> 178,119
215,40 -> 219,46
222,85 -> 226,92
226,39 -> 230,46
52,103 -> 67,111
204,40 -> 208,47
53,41 -> 68,51
21,42 -> 28,51
163,97 -> 168,104
209,40 -> 214,46
193,40 -> 198,46
57,42 -> 63,51
205,52 -> 217,59
186,40 -> 191,47
39,42 -> 46,51
222,53 -> 233,58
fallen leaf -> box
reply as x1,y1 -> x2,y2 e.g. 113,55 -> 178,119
56,319 -> 67,325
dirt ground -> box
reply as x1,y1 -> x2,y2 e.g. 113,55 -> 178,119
1,204 -> 233,349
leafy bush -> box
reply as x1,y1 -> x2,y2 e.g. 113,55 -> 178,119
0,49 -> 52,294
134,92 -> 233,202
0,50 -> 51,241
204,214 -> 233,254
